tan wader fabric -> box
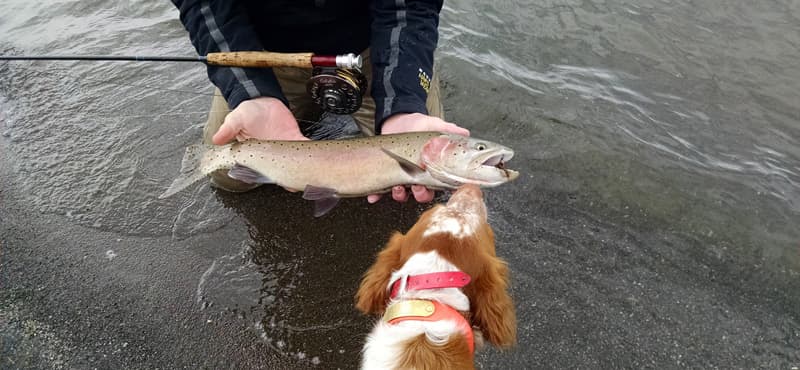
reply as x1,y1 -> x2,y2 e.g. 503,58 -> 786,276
203,50 -> 443,192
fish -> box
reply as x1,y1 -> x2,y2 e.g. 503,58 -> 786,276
159,132 -> 518,216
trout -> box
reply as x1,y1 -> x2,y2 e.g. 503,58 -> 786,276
159,132 -> 518,216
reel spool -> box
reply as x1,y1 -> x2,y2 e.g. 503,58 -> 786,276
307,67 -> 368,115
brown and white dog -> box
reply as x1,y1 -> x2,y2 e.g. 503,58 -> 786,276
355,184 -> 516,369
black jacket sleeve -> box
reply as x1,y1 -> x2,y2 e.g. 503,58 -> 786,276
171,0 -> 287,109
370,0 -> 444,133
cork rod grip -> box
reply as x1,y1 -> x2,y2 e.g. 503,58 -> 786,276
205,51 -> 314,68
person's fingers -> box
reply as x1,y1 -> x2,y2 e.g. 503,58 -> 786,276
212,118 -> 240,145
411,185 -> 435,203
392,185 -> 409,202
368,185 -> 438,204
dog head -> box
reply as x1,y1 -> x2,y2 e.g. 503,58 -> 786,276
356,184 -> 516,369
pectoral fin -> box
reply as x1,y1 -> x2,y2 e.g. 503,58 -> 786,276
302,185 -> 340,217
228,164 -> 274,184
380,148 -> 426,176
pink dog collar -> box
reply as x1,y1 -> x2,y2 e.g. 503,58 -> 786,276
389,271 -> 471,299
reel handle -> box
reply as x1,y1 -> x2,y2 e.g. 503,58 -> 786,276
205,52 -> 362,69
205,51 -> 314,68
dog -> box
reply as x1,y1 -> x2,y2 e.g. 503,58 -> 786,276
355,184 -> 516,369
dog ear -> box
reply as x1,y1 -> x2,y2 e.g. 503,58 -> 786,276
468,255 -> 516,348
355,232 -> 405,314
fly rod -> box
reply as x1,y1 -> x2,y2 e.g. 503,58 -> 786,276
0,51 -> 362,69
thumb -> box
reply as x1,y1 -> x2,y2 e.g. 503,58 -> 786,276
442,122 -> 470,137
453,125 -> 470,137
212,118 -> 240,145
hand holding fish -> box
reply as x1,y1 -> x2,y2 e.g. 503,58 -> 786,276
368,113 -> 471,204
212,96 -> 309,144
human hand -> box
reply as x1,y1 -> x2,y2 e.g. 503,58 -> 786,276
213,97 -> 307,193
367,113 -> 471,204
212,96 -> 308,144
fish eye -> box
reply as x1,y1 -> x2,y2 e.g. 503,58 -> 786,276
475,143 -> 487,151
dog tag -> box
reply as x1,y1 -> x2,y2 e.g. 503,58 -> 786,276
382,300 -> 436,322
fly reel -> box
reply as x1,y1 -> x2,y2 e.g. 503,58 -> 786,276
307,67 -> 368,115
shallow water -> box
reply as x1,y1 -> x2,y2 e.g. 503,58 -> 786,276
1,0 -> 798,368
439,0 -> 799,259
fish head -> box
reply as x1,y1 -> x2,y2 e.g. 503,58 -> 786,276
421,134 -> 519,187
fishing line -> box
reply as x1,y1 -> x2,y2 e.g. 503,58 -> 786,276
0,60 -> 216,98
0,61 -> 220,121
0,61 -> 329,125
1,51 -> 368,115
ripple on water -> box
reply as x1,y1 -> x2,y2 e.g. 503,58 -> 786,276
0,34 -> 221,237
439,38 -> 800,212
436,0 -> 800,281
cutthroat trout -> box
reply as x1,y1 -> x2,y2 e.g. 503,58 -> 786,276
159,132 -> 518,216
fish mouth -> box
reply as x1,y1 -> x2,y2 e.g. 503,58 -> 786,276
481,153 -> 506,167
478,150 -> 519,180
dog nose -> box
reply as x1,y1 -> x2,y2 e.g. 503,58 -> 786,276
451,184 -> 483,201
446,184 -> 486,217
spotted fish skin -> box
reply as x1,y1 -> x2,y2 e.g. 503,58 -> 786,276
159,132 -> 518,214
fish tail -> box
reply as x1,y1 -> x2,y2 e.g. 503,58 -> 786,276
158,143 -> 231,198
